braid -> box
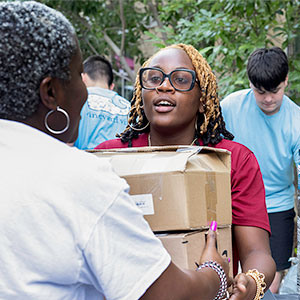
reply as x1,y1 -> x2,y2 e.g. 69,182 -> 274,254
174,44 -> 233,145
120,59 -> 151,143
120,43 -> 233,145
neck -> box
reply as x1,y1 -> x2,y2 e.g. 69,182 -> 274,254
148,129 -> 197,146
87,82 -> 110,89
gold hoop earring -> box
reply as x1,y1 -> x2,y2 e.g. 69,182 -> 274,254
203,113 -> 207,125
195,117 -> 198,132
127,110 -> 149,131
128,121 -> 149,131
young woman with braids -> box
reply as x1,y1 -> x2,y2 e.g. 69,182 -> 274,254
96,44 -> 276,300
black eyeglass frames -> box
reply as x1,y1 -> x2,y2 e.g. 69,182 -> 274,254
139,67 -> 198,92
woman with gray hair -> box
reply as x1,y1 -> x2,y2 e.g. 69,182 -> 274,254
0,2 -> 230,300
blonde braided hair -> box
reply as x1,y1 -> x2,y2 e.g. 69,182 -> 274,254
120,43 -> 233,145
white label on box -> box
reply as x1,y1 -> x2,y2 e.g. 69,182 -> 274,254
131,194 -> 154,215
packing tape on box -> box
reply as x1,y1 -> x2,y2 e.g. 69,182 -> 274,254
205,172 -> 217,221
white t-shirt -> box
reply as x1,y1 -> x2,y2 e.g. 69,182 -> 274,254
0,119 -> 171,300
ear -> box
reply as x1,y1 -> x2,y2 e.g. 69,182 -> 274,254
198,101 -> 205,113
81,73 -> 88,85
109,83 -> 115,91
39,77 -> 57,110
284,75 -> 288,87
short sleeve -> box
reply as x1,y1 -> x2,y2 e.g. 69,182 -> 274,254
293,137 -> 300,166
78,189 -> 171,300
231,149 -> 270,233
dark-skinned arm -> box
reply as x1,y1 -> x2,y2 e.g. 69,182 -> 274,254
229,225 -> 276,300
140,230 -> 231,300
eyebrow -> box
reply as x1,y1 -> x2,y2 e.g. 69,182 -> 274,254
270,88 -> 279,92
150,65 -> 192,70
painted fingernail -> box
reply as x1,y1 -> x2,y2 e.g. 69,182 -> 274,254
210,221 -> 217,231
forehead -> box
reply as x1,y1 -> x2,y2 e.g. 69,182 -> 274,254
148,48 -> 194,71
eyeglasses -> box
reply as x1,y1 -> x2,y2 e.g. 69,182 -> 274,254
139,67 -> 198,92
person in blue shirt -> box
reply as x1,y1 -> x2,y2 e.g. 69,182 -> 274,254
221,47 -> 300,294
74,55 -> 130,150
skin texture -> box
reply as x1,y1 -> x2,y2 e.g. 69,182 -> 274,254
141,48 -> 276,300
250,77 -> 288,116
142,48 -> 202,145
23,44 -> 88,143
81,72 -> 115,90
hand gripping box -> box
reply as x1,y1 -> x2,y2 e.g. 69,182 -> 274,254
90,146 -> 232,231
156,225 -> 232,275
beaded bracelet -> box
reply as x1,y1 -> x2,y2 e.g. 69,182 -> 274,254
197,261 -> 228,300
246,269 -> 266,300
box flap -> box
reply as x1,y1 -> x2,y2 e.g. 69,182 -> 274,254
90,146 -> 231,176
89,145 -> 230,155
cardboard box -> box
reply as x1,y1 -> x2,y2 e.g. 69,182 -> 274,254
156,226 -> 233,276
90,146 -> 232,231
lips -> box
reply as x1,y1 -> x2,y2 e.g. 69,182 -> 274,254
155,100 -> 175,106
154,99 -> 175,113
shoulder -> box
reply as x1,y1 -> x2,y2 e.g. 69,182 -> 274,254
115,93 -> 130,103
114,94 -> 131,110
221,90 -> 252,118
283,96 -> 300,115
221,89 -> 251,104
214,138 -> 256,170
95,138 -> 127,149
215,138 -> 252,156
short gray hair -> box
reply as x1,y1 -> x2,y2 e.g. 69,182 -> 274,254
0,1 -> 77,120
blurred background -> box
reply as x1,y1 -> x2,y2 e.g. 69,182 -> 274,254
35,0 -> 300,104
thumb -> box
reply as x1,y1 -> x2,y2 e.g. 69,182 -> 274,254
205,220 -> 218,249
205,229 -> 217,249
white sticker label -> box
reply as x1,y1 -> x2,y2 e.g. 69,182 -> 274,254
131,194 -> 154,215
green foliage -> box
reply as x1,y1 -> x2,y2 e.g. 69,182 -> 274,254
37,0 -> 148,71
35,0 -> 300,102
146,0 -> 300,102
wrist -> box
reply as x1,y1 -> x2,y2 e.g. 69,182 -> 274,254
197,261 -> 229,300
246,269 -> 266,300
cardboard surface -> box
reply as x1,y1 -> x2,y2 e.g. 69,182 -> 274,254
91,146 -> 232,231
156,226 -> 233,277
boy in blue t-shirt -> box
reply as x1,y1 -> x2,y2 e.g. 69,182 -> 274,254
221,47 -> 300,293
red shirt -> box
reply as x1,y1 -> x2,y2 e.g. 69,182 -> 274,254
96,133 -> 270,274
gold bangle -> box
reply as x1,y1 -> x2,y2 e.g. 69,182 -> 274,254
246,269 -> 267,300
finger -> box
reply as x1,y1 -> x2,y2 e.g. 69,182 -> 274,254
205,230 -> 217,250
231,274 -> 248,296
229,282 -> 247,300
205,221 -> 218,248
234,273 -> 248,288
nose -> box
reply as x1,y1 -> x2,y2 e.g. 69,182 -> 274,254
156,77 -> 175,92
264,93 -> 273,102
